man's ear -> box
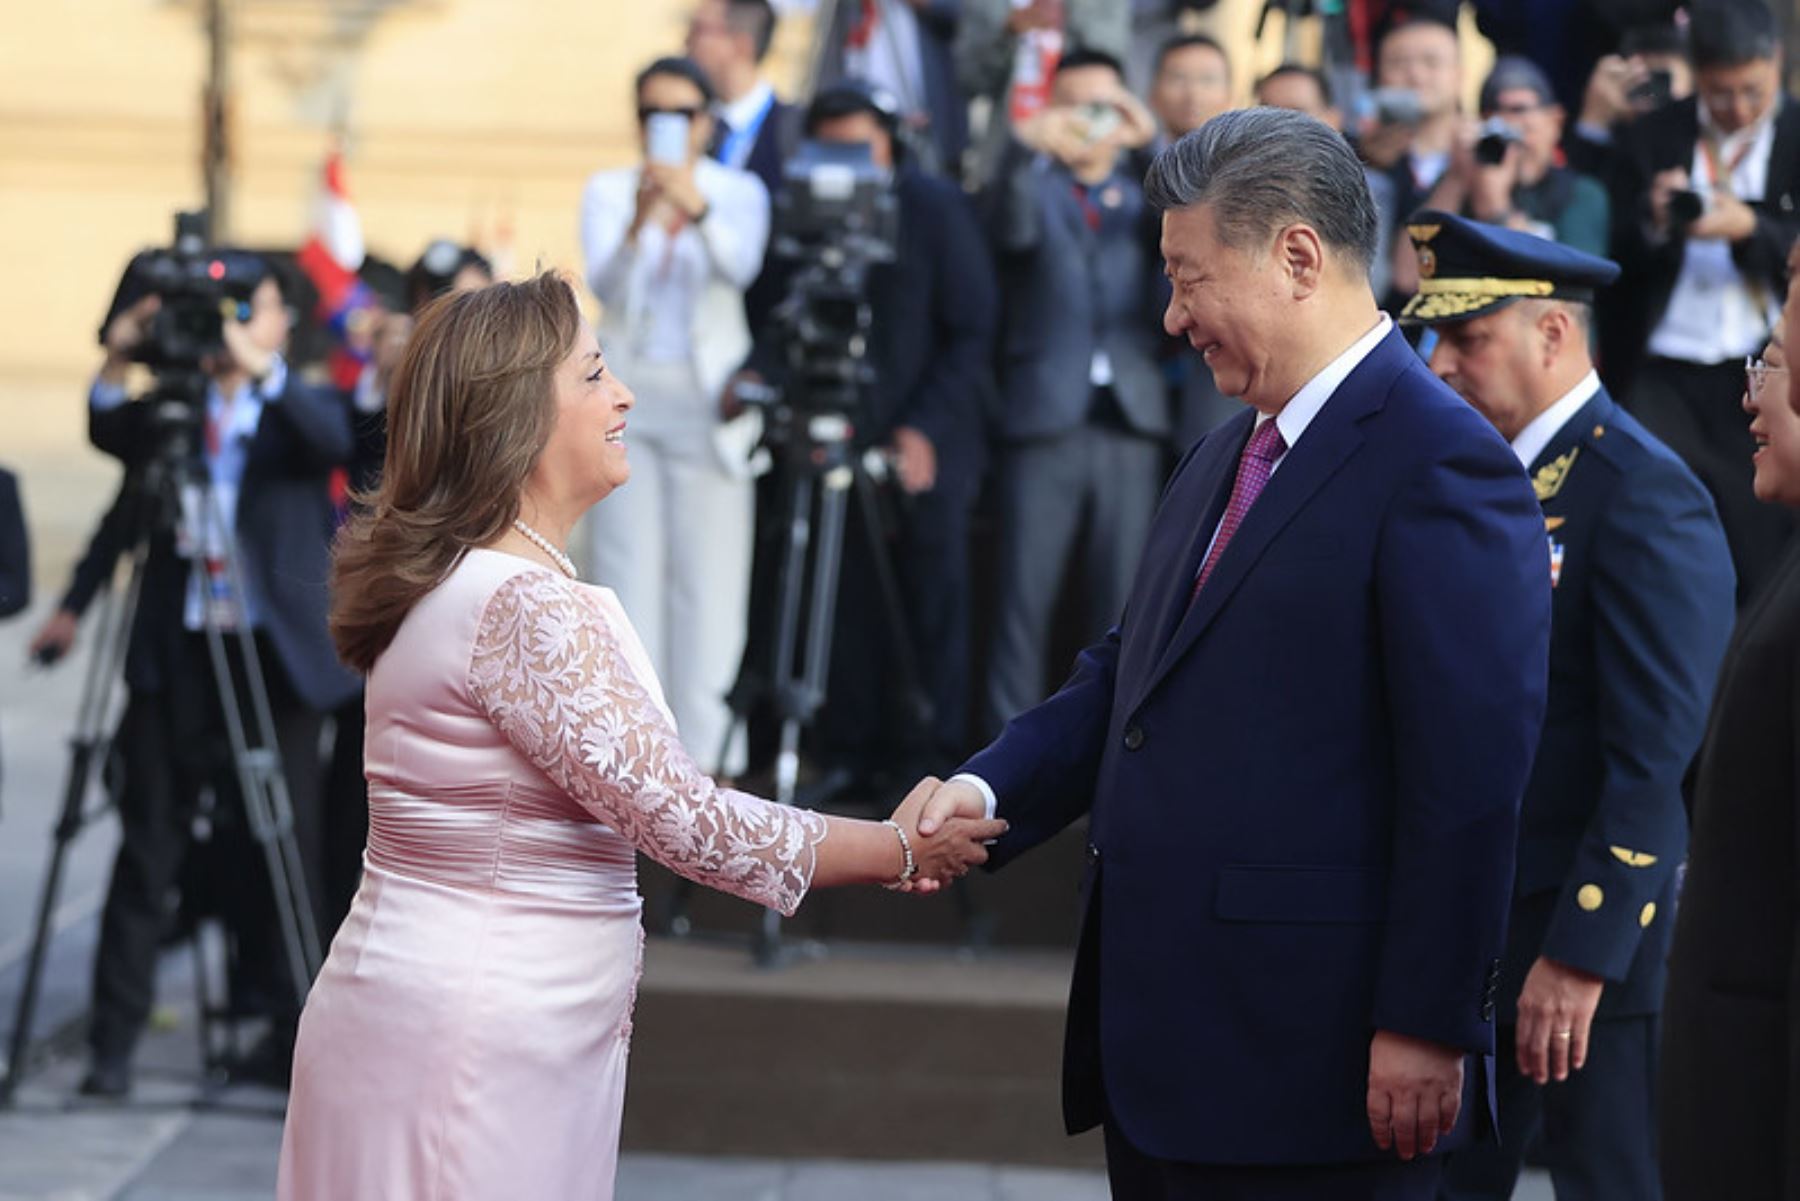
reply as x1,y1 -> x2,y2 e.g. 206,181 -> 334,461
1280,223 -> 1327,298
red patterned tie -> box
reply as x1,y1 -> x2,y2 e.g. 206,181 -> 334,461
1191,419 -> 1287,601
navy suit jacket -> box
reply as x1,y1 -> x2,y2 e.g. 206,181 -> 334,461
962,326 -> 1552,1165
88,378 -> 359,712
988,149 -> 1168,442
1498,388 -> 1733,1023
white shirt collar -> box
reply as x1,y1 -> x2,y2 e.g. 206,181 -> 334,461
720,80 -> 775,135
1510,369 -> 1601,469
1699,93 -> 1780,157
1260,314 -> 1393,455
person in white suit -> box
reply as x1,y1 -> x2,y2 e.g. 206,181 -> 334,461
579,55 -> 770,778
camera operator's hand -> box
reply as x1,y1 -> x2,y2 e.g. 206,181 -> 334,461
100,294 -> 161,384
720,368 -> 763,421
1357,117 -> 1415,172
28,607 -> 78,667
1648,167 -> 1691,239
1688,191 -> 1756,244
891,426 -> 937,495
1579,55 -> 1638,131
1469,141 -> 1522,227
219,313 -> 277,382
642,162 -> 707,224
1017,105 -> 1088,163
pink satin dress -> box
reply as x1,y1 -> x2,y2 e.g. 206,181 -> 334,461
277,549 -> 827,1200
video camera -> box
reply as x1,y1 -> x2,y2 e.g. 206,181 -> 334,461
105,210 -> 267,375
748,141 -> 898,444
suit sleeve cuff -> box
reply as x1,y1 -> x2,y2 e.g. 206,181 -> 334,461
949,772 -> 998,821
89,378 -> 129,411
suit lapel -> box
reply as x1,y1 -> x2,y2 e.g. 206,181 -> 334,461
1134,410 -> 1254,664
1133,329 -> 1412,708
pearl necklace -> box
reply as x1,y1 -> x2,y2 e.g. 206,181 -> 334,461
511,518 -> 578,580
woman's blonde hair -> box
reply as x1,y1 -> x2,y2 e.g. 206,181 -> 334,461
330,271 -> 582,673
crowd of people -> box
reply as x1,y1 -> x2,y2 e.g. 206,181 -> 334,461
5,0 -> 1798,1197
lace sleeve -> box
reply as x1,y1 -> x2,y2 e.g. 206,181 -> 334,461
468,570 -> 827,915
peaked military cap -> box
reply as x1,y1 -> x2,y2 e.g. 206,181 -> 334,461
1400,209 -> 1621,324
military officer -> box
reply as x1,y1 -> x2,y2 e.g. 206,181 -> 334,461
1403,211 -> 1736,1201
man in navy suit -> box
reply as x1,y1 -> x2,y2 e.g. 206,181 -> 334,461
687,0 -> 797,343
912,109 -> 1552,1197
79,255 -> 357,1096
1403,213 -> 1735,1201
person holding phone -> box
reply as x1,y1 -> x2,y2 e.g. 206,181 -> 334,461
577,56 -> 769,783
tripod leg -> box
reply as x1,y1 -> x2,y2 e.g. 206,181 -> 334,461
2,553 -> 142,1105
850,471 -> 936,742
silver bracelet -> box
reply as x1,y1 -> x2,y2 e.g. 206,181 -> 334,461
882,819 -> 916,890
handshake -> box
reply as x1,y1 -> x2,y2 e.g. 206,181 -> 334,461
881,776 -> 1002,895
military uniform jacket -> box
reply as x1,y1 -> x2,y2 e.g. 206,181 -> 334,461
1498,387 -> 1734,1023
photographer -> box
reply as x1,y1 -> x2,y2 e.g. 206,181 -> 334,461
1606,0 -> 1799,606
1422,57 -> 1610,256
1565,23 -> 1692,180
578,56 -> 769,783
78,251 -> 355,1097
981,48 -> 1167,733
1362,16 -> 1468,308
763,80 -> 997,793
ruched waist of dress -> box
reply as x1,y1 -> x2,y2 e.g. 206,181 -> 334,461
365,779 -> 640,908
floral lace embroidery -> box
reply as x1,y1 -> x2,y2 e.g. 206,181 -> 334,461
621,924 -> 646,1044
468,570 -> 827,916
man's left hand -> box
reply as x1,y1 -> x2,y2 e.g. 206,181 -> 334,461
1367,1029 -> 1463,1160
891,425 -> 937,494
1687,192 -> 1757,242
1515,955 -> 1605,1084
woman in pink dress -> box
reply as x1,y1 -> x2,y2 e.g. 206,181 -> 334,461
276,273 -> 1002,1200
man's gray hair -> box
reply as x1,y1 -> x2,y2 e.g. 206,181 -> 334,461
1144,107 -> 1380,277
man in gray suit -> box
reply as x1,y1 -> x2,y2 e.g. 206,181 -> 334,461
983,48 -> 1170,734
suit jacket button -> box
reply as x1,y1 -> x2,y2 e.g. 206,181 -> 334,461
1481,1002 -> 1496,1021
1122,725 -> 1145,751
1086,843 -> 1101,864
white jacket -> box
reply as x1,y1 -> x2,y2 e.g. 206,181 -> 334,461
578,158 -> 770,403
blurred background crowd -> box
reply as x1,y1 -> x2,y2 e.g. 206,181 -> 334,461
0,0 -> 1797,1192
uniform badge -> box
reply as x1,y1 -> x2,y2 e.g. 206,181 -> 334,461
1548,535 -> 1565,588
1100,184 -> 1124,210
1533,448 -> 1580,502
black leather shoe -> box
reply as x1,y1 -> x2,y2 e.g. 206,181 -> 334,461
77,1055 -> 132,1099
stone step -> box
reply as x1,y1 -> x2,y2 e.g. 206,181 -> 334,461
624,938 -> 1103,1170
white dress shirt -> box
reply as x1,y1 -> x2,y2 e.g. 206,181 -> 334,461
1648,101 -> 1782,364
1510,370 -> 1601,470
955,314 -> 1394,819
716,81 -> 777,171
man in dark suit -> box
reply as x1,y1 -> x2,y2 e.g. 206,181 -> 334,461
1604,0 -> 1798,605
687,0 -> 798,342
794,80 -> 997,789
913,108 -> 1552,1198
78,254 -> 357,1096
982,48 -> 1172,735
1404,212 -> 1735,1201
